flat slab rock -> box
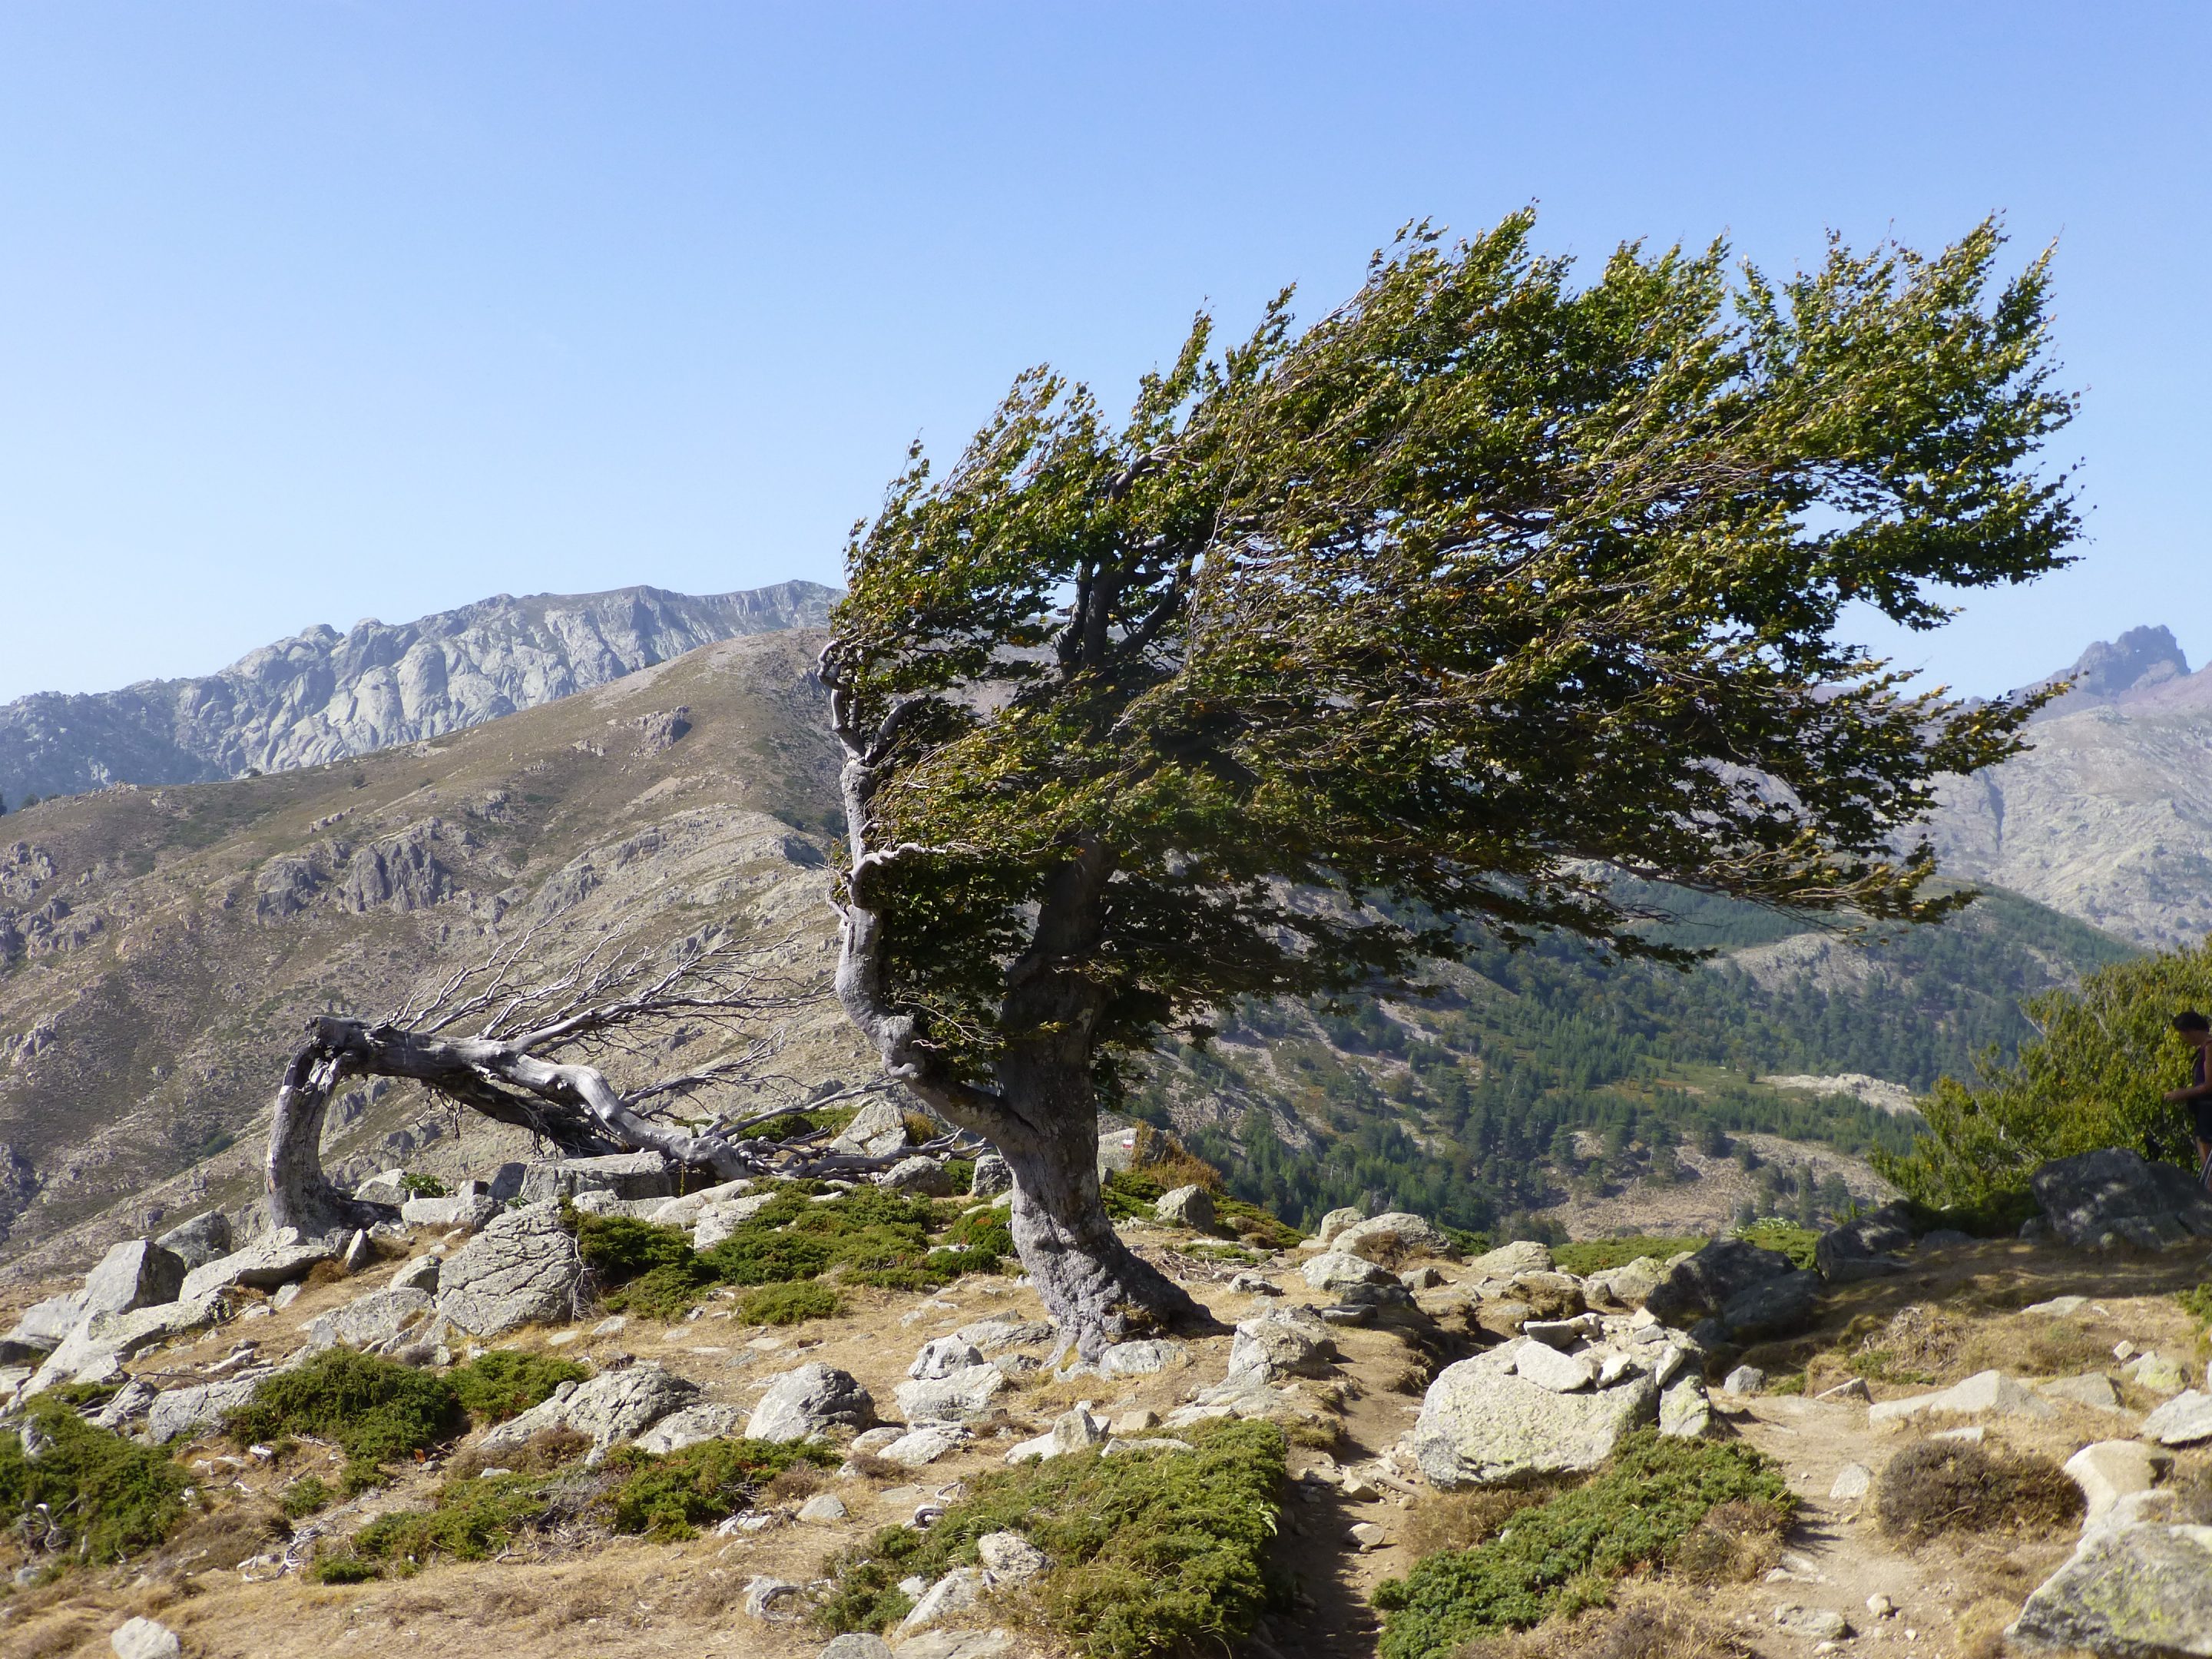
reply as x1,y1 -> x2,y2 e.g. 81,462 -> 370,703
1869,1369 -> 2057,1429
481,1363 -> 699,1451
1409,1352 -> 1658,1487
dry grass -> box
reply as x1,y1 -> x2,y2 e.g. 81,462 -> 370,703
1402,1487 -> 1552,1558
1876,1439 -> 2084,1542
764,1462 -> 824,1502
9,1615 -> 95,1659
161,1498 -> 290,1574
1954,1596 -> 2019,1659
1450,1591 -> 1757,1659
1671,1498 -> 1790,1587
1959,1313 -> 2111,1379
1129,1123 -> 1225,1194
445,1426 -> 590,1481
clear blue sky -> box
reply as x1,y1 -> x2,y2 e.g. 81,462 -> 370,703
2,3 -> 2204,704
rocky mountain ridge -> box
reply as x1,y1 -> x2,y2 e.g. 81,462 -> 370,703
0,580 -> 835,805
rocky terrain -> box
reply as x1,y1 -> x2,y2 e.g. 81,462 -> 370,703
4,1128 -> 2211,1659
0,581 -> 834,805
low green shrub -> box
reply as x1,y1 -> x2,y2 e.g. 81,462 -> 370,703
224,1350 -> 464,1492
280,1473 -> 333,1518
339,1470 -> 568,1571
820,1419 -> 1287,1658
735,1281 -> 844,1325
1373,1433 -> 1793,1659
398,1173 -> 449,1198
1551,1235 -> 1707,1276
0,1398 -> 190,1564
604,1436 -> 838,1539
1730,1220 -> 1820,1270
449,1350 -> 588,1423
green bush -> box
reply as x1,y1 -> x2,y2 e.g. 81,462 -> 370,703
1879,939 -> 2212,1208
1552,1235 -> 1707,1276
605,1437 -> 838,1539
399,1173 -> 449,1198
280,1473 -> 333,1518
1373,1432 -> 1793,1659
0,1398 -> 190,1564
224,1350 -> 464,1492
342,1469 -> 566,1571
449,1350 -> 588,1423
1730,1220 -> 1820,1270
820,1418 -> 1286,1658
735,1281 -> 845,1325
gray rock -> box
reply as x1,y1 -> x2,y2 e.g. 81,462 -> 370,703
968,1151 -> 1012,1198
896,1363 -> 1007,1424
892,1633 -> 1015,1659
1773,1606 -> 1850,1642
1097,1126 -> 1141,1174
955,1317 -> 1056,1353
484,1162 -> 528,1200
822,1636 -> 895,1659
1813,1204 -> 1912,1280
798,1492 -> 848,1524
354,1170 -> 410,1205
2142,1388 -> 2212,1446
1816,1378 -> 1872,1403
878,1157 -> 954,1197
2029,1146 -> 2212,1250
1466,1239 -> 1554,1277
110,1616 -> 182,1659
749,1362 -> 876,1441
27,1293 -> 229,1394
517,1151 -> 674,1204
874,1425 -> 970,1466
1154,1185 -> 1215,1229
303,1286 -> 435,1353
633,1402 -> 747,1455
1869,1369 -> 2058,1429
482,1362 -> 699,1450
154,1210 -> 233,1271
1409,1355 -> 1658,1487
435,1202 -> 587,1336
179,1233 -> 338,1300
1721,1269 -> 1822,1342
1522,1315 -> 1601,1349
645,1177 -> 754,1227
94,1378 -> 157,1430
2128,1349 -> 2189,1394
740,1575 -> 802,1619
1005,1405 -> 1108,1462
910,1337 -> 988,1380
1644,1238 -> 1795,1325
1301,1252 -> 1397,1293
1227,1306 -> 1337,1382
400,1192 -> 502,1230
2010,1520 -> 2212,1656
1581,1257 -> 1665,1310
1918,1227 -> 1976,1250
2065,1439 -> 2167,1527
2,1291 -> 85,1358
690,1190 -> 777,1250
2039,1371 -> 2124,1412
1314,1205 -> 1368,1247
391,1256 -> 440,1294
901,1567 -> 990,1634
1333,1212 -> 1459,1265
975,1531 -> 1046,1582
1830,1462 -> 1873,1500
1721,1364 -> 1765,1396
147,1375 -> 263,1445
1097,1339 -> 1185,1378
831,1100 -> 912,1159
1512,1341 -> 1594,1393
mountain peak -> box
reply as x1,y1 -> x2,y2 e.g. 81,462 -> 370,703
2022,624 -> 2194,717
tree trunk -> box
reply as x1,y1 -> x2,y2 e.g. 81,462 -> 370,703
264,1045 -> 397,1240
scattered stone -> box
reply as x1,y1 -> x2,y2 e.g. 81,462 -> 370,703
519,1151 -> 674,1204
1581,1257 -> 1664,1310
390,1255 -> 440,1293
27,1293 -> 229,1394
900,1567 -> 990,1634
1471,1299 -> 1533,1341
1098,1339 -> 1185,1378
1314,1205 -> 1368,1247
955,1317 -> 1056,1353
1866,1592 -> 1895,1618
1333,1212 -> 1459,1265
434,1202 -> 588,1337
1522,1314 -> 1600,1349
2029,1146 -> 2212,1250
94,1378 -> 157,1430
1,1292 -> 84,1360
2065,1439 -> 2167,1527
400,1191 -> 503,1230
690,1191 -> 777,1250
1227,1306 -> 1336,1382
1505,1271 -> 1585,1320
110,1616 -> 182,1659
302,1286 -> 435,1354
1773,1606 -> 1850,1641
1918,1228 -> 1975,1251
1096,1127 -> 1140,1174
1721,1364 -> 1766,1397
831,1100 -> 912,1158
179,1232 -> 337,1301
2022,1293 -> 2088,1316
1658,1376 -> 1713,1439
644,1178 -> 754,1227
339,1229 -> 375,1275
1643,1238 -> 1794,1326
483,1362 -> 700,1450
876,1426 -> 971,1466
740,1575 -> 802,1619
1301,1252 -> 1398,1294
2038,1372 -> 2124,1412
799,1493 -> 849,1524
1409,1356 -> 1658,1487
1514,1342 -> 1595,1393
79,1239 -> 186,1318
2141,1388 -> 2212,1446
1104,1435 -> 1194,1455
2009,1517 -> 2212,1655
879,1157 -> 955,1197
1717,1269 -> 1821,1343
1867,1369 -> 2058,1429
1816,1377 -> 1872,1403
1830,1462 -> 1873,1501
897,1363 -> 1007,1424
1114,1409 -> 1160,1435
634,1403 -> 748,1455
1813,1203 -> 1913,1282
1006,1406 -> 1108,1462
2128,1349 -> 2189,1394
1932,1424 -> 1986,1444
1349,1521 -> 1389,1550
154,1210 -> 233,1272
271,1283 -> 303,1311
910,1337 -> 987,1380
1465,1240 -> 1553,1277
1154,1185 -> 1215,1229
823,1635 -> 894,1659
975,1531 -> 1046,1581
892,1632 -> 1014,1659
750,1363 -> 876,1442
968,1151 -> 1012,1197
1399,1264 -> 1445,1291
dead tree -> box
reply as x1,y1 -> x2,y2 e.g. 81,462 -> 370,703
263,926 -> 957,1239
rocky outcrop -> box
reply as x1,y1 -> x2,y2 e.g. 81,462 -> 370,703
80,1239 -> 185,1317
2010,1492 -> 2212,1657
1644,1238 -> 1797,1325
479,1363 -> 699,1451
747,1363 -> 875,1442
434,1203 -> 588,1336
1409,1346 -> 1660,1488
2028,1147 -> 2212,1250
0,582 -> 836,803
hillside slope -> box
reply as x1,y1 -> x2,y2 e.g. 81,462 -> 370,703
0,581 -> 836,803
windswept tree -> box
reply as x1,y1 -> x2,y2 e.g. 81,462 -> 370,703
823,214 -> 2079,1355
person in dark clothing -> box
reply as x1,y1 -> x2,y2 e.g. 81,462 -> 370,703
2165,1011 -> 2212,1187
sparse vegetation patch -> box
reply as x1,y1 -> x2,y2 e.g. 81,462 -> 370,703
224,1349 -> 464,1493
1874,1439 -> 2082,1542
0,1398 -> 190,1565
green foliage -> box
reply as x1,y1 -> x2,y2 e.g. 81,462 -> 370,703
2176,1283 -> 2212,1332
398,1173 -> 449,1198
448,1350 -> 588,1423
1879,938 -> 2212,1207
1732,1219 -> 1821,1270
1374,1433 -> 1793,1659
345,1470 -> 565,1570
830,212 -> 2078,1117
224,1350 -> 463,1492
820,1419 -> 1287,1657
735,1281 -> 845,1325
604,1437 -> 838,1539
280,1473 -> 333,1518
0,1398 -> 189,1564
1551,1235 -> 1707,1276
